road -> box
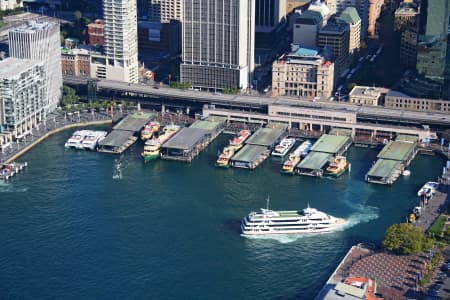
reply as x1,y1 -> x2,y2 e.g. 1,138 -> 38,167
64,76 -> 450,127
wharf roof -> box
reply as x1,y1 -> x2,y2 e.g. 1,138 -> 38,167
377,141 -> 415,161
339,7 -> 361,25
98,130 -> 133,148
367,159 -> 401,178
296,151 -> 331,170
329,128 -> 353,136
310,134 -> 351,154
0,58 -> 39,79
162,127 -> 208,150
246,125 -> 287,147
396,134 -> 418,143
113,112 -> 153,132
231,145 -> 268,163
190,119 -> 222,132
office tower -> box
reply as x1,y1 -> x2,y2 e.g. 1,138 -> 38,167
255,0 -> 286,31
9,21 -> 62,113
148,0 -> 183,23
335,0 -> 368,38
181,0 -> 255,90
293,10 -> 324,47
272,46 -> 335,97
318,17 -> 350,76
0,58 -> 46,137
339,7 -> 361,54
103,0 -> 139,83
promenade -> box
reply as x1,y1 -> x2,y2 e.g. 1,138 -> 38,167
0,110 -> 114,164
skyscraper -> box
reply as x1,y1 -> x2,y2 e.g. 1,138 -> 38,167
9,21 -> 62,113
255,0 -> 286,31
181,0 -> 255,90
103,0 -> 139,83
148,0 -> 183,23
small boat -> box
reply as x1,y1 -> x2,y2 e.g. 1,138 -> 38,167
417,181 -> 439,197
140,121 -> 160,141
229,130 -> 251,150
64,130 -> 90,149
215,147 -> 235,168
241,197 -> 346,236
297,140 -> 313,157
272,138 -> 296,157
324,156 -> 349,177
81,131 -> 108,150
402,170 -> 411,176
0,162 -> 27,181
281,152 -> 301,174
141,124 -> 180,162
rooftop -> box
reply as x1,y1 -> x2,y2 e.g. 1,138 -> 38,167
246,125 -> 287,147
113,112 -> 154,132
320,18 -> 350,35
296,151 -> 331,170
0,58 -> 40,79
310,134 -> 351,154
377,140 -> 416,161
98,130 -> 134,148
295,10 -> 323,25
396,1 -> 419,14
231,145 -> 268,163
339,7 -> 361,25
11,20 -> 58,33
162,127 -> 209,150
349,86 -> 383,98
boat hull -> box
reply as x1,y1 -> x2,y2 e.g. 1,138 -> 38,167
215,162 -> 231,168
280,169 -> 295,175
241,219 -> 346,236
142,153 -> 160,162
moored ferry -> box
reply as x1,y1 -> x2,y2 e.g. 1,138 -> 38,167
215,147 -> 235,168
297,140 -> 313,157
280,140 -> 312,174
324,156 -> 349,177
64,130 -> 90,149
271,138 -> 296,157
141,124 -> 180,162
241,201 -> 346,236
140,121 -> 160,141
81,131 -> 108,150
229,130 -> 251,150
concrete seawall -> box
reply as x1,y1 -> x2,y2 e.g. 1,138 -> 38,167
5,119 -> 112,163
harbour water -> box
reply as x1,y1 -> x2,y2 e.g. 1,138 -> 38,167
0,130 -> 445,299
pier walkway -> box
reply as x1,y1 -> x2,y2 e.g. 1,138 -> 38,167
366,135 -> 418,185
230,124 -> 286,169
296,134 -> 352,176
98,112 -> 154,154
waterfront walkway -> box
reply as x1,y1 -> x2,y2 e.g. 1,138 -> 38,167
415,188 -> 450,232
0,111 -> 115,164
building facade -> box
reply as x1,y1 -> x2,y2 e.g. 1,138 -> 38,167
61,48 -> 91,78
0,58 -> 46,138
181,0 -> 255,90
339,7 -> 361,54
367,0 -> 384,37
400,27 -> 418,67
0,0 -> 23,11
9,21 -> 62,113
335,0 -> 368,39
103,0 -> 139,83
385,90 -> 450,113
272,46 -> 334,98
394,0 -> 420,31
348,85 -> 382,106
87,19 -> 104,47
318,17 -> 350,77
148,0 -> 183,23
255,0 -> 286,32
293,10 -> 324,47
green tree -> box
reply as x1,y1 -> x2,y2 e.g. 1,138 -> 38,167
382,223 -> 433,255
61,85 -> 79,107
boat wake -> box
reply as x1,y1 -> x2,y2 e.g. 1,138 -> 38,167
112,156 -> 125,180
242,233 -> 310,244
340,204 -> 379,230
0,181 -> 28,193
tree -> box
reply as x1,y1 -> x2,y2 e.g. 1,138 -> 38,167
382,223 -> 433,255
61,85 -> 79,107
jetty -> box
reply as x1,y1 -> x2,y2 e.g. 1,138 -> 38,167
98,112 -> 153,154
365,134 -> 418,185
161,117 -> 224,162
296,133 -> 352,176
230,124 -> 286,169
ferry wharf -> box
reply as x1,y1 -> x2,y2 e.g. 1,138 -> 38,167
365,135 -> 418,185
296,132 -> 352,177
161,117 -> 225,162
230,123 -> 286,169
97,112 -> 154,154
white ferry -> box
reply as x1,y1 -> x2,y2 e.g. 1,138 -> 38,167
272,138 -> 296,157
241,200 -> 346,236
81,131 -> 108,150
64,130 -> 90,149
417,181 -> 439,196
297,140 -> 313,157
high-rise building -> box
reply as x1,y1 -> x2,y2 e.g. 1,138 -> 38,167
293,10 -> 324,47
255,0 -> 286,31
0,58 -> 46,138
181,0 -> 255,91
335,0 -> 368,39
103,0 -> 139,83
148,0 -> 183,23
9,21 -> 62,113
0,0 -> 23,11
339,7 -> 361,54
318,17 -> 350,76
368,0 -> 384,37
272,46 -> 334,97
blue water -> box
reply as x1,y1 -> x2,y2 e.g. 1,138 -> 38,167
0,130 -> 445,299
